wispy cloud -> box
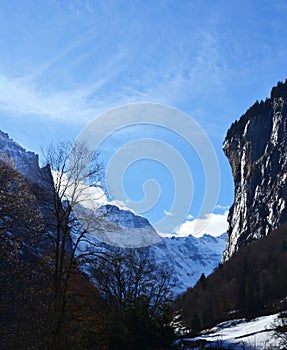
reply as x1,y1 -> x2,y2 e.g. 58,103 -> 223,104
0,12 -> 230,127
0,71 -> 133,124
0,78 -> 93,122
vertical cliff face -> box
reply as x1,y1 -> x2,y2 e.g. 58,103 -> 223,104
223,80 -> 287,261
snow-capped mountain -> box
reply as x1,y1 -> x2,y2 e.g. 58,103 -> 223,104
97,204 -> 154,229
0,129 -> 226,294
93,204 -> 163,247
75,202 -> 226,294
151,233 -> 226,294
73,200 -> 226,293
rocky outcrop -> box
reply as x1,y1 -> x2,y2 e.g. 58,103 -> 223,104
0,129 -> 60,251
86,203 -> 163,248
0,130 -> 53,188
223,80 -> 287,261
97,204 -> 154,229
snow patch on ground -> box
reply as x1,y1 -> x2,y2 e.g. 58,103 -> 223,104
179,313 -> 283,349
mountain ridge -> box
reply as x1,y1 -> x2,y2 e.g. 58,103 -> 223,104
0,129 -> 225,294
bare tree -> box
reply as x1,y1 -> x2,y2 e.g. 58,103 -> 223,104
42,141 -> 103,349
42,141 -> 177,349
90,247 -> 177,349
92,247 -> 175,311
272,311 -> 287,348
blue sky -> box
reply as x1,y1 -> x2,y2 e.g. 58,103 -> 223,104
0,0 -> 287,236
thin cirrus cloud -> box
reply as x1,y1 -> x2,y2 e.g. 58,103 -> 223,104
0,1 -> 231,128
0,78 -> 94,122
163,210 -> 173,217
1,0 -> 286,131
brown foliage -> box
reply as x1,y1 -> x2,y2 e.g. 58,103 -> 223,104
0,158 -> 46,348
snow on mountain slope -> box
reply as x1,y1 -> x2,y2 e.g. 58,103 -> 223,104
93,204 -> 163,247
69,202 -> 163,248
72,202 -> 226,294
151,233 -> 226,294
97,204 -> 152,229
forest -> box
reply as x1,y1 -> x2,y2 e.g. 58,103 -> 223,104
176,221 -> 287,335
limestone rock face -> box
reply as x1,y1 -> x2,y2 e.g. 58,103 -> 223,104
223,80 -> 287,261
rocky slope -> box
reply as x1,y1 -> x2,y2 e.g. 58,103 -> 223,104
94,204 -> 162,247
223,80 -> 287,261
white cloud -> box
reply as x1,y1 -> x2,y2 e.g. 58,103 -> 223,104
51,171 -> 137,214
175,211 -> 228,238
163,209 -> 173,216
216,204 -> 230,210
51,171 -> 108,208
186,214 -> 194,220
110,199 -> 136,214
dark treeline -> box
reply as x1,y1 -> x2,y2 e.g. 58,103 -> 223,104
176,221 -> 287,335
226,79 -> 287,140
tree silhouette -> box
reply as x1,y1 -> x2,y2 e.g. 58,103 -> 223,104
91,247 -> 177,349
42,141 -> 104,349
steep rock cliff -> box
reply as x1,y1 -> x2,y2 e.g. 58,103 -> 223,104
0,129 -> 59,251
0,130 -> 50,183
223,80 -> 287,261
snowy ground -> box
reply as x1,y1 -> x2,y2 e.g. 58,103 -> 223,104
178,312 -> 285,349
